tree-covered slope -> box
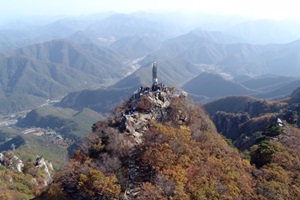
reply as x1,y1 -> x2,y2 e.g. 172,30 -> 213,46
58,87 -> 134,114
183,72 -> 256,98
203,87 -> 300,199
29,85 -> 300,199
0,39 -> 129,114
39,87 -> 258,199
18,106 -> 104,138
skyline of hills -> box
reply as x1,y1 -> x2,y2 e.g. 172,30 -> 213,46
2,13 -> 300,52
226,19 -> 300,44
2,10 -> 300,200
1,12 -> 300,115
0,39 -> 130,114
182,72 -> 256,98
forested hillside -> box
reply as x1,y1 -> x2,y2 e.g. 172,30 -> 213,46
34,85 -> 300,199
39,87 -> 257,199
203,87 -> 300,199
2,11 -> 300,200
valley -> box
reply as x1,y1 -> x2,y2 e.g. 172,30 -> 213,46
0,12 -> 299,155
1,11 -> 300,199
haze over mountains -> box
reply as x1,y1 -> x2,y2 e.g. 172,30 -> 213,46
226,19 -> 300,44
2,9 -> 300,199
0,39 -> 129,114
0,12 -> 300,116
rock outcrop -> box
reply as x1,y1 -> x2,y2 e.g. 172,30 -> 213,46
119,86 -> 174,145
116,87 -> 188,199
0,152 -> 24,172
35,156 -> 54,185
0,151 -> 55,199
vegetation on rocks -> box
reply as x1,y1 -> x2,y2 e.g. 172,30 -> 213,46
39,88 -> 258,199
34,86 -> 300,199
0,151 -> 53,199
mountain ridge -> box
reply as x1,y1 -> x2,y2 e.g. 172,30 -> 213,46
0,39 -> 130,114
183,72 -> 257,98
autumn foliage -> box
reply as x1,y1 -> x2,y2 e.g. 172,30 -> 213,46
39,89 -> 300,199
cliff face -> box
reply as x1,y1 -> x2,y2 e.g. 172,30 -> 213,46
201,87 -> 300,199
204,87 -> 300,149
212,111 -> 250,141
39,86 -> 259,199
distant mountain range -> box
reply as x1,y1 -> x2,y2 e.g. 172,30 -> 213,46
55,71 -> 300,114
2,13 -> 300,200
226,19 -> 300,44
1,12 -> 300,115
182,72 -> 256,98
86,13 -> 183,42
109,36 -> 160,59
0,18 -> 95,52
184,72 -> 300,101
0,39 -> 129,114
146,29 -> 300,77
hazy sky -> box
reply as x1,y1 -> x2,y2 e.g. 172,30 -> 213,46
1,0 -> 300,19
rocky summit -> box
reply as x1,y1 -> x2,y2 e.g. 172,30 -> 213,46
37,84 -> 260,199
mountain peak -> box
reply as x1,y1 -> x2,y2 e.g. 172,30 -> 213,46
39,84 -> 258,199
